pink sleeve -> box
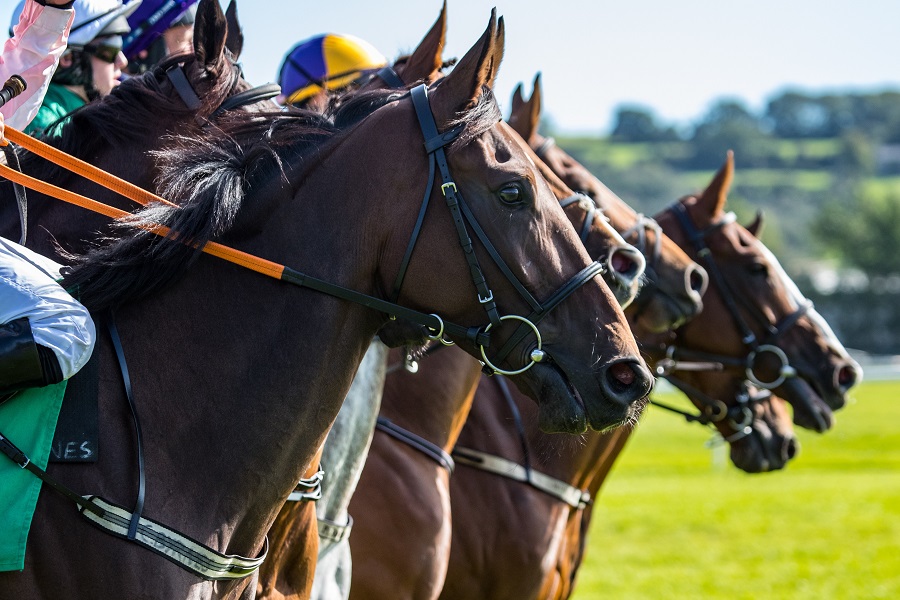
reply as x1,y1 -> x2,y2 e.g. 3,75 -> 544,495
0,0 -> 75,130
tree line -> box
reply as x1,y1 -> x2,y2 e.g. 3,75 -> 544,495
552,88 -> 900,353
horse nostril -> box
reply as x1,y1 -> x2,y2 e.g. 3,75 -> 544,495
836,363 -> 860,391
609,361 -> 636,387
784,436 -> 800,461
687,263 -> 709,296
610,250 -> 636,276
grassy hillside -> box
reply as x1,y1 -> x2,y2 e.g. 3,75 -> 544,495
571,381 -> 900,599
553,136 -> 900,273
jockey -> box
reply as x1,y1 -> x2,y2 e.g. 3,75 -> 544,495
125,1 -> 197,76
1,0 -> 96,398
9,0 -> 142,135
277,33 -> 387,110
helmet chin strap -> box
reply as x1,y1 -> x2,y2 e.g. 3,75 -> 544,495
52,50 -> 100,101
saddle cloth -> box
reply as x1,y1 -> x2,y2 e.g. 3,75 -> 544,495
0,381 -> 67,571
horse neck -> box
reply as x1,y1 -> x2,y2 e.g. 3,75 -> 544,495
102,180 -> 389,556
380,346 -> 483,453
0,122 -> 176,258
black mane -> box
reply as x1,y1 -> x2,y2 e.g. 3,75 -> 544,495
19,53 -> 240,186
62,85 -> 502,311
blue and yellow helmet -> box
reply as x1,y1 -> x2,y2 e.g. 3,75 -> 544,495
277,33 -> 387,105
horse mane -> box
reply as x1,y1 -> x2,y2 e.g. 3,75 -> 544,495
62,85 -> 502,311
18,53 -> 240,185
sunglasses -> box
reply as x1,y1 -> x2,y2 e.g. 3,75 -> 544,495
84,43 -> 122,64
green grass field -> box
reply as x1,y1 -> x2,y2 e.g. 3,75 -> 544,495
571,381 -> 900,600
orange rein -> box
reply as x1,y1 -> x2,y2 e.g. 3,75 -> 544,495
0,125 -> 285,280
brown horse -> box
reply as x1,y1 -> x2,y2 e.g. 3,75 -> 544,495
508,74 -> 707,334
440,154 -> 861,600
505,79 -> 806,466
0,12 -> 651,599
260,10 -> 655,599
341,100 -> 711,600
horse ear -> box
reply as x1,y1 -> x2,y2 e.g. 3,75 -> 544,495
193,0 -> 228,71
524,73 -> 543,139
746,209 -> 765,237
224,1 -> 244,59
508,75 -> 542,143
487,16 -> 505,88
697,150 -> 734,218
399,0 -> 447,83
429,10 -> 500,126
507,83 -> 527,136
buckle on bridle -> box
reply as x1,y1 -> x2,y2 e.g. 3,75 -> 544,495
441,182 -> 458,196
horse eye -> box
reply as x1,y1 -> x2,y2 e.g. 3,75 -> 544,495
498,185 -> 523,205
748,262 -> 769,276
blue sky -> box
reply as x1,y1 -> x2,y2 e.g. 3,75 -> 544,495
4,0 -> 899,134
235,0 -> 900,134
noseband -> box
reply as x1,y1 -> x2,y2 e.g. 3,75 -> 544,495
392,85 -> 607,376
650,203 -> 812,438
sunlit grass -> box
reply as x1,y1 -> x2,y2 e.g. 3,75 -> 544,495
571,381 -> 900,599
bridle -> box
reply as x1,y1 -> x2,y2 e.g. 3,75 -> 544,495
162,50 -> 281,122
399,85 -> 607,376
647,202 -> 812,439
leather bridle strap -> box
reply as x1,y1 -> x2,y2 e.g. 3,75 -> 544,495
488,259 -> 606,369
558,193 -> 596,243
210,83 -> 281,118
165,64 -> 201,111
670,204 -> 758,345
376,66 -> 405,89
375,416 -> 455,473
408,84 -> 501,327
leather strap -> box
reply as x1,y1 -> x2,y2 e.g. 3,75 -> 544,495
79,495 -> 268,581
451,446 -> 591,509
409,84 -> 501,328
317,514 -> 353,543
376,66 -> 405,89
375,416 -> 454,473
210,83 -> 281,119
106,314 -> 145,540
165,64 -> 201,111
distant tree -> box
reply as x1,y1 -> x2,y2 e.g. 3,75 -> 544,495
767,89 -> 900,141
836,130 -> 877,176
812,189 -> 900,275
686,99 -> 769,168
610,106 -> 679,142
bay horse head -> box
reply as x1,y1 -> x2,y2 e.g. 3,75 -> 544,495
508,74 -> 708,332
364,13 -> 653,433
653,152 -> 862,470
